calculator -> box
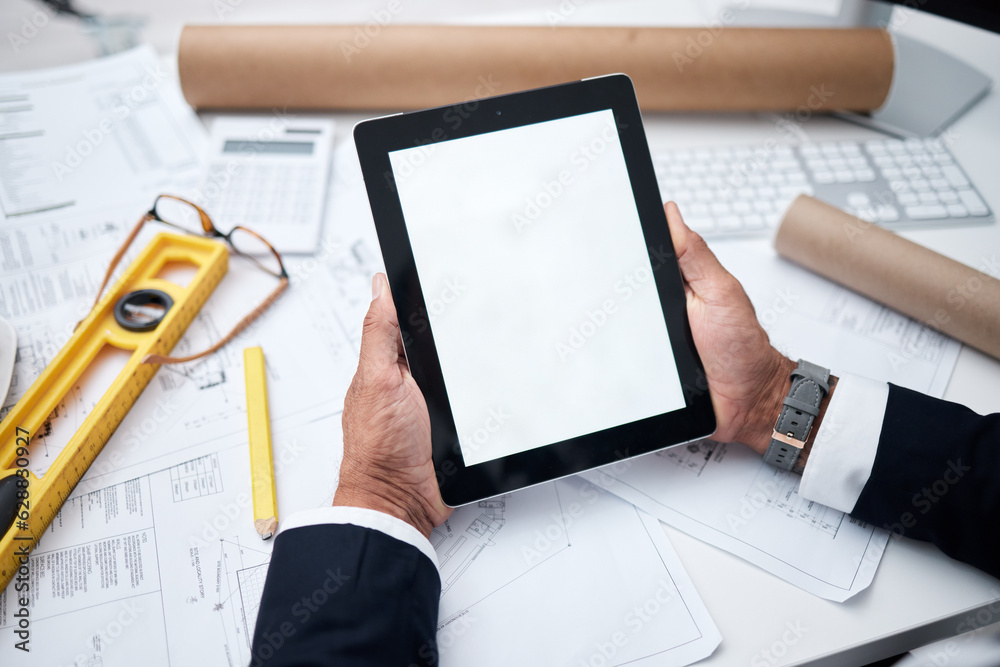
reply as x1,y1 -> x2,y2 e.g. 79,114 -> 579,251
198,116 -> 335,254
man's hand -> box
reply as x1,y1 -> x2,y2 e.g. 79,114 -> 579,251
334,273 -> 452,537
665,201 -> 801,456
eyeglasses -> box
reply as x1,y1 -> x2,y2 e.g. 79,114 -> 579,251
87,194 -> 289,364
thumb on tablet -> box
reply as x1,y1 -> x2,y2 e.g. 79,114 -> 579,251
359,272 -> 407,378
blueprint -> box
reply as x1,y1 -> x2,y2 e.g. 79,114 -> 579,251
0,46 -> 204,219
581,442 -> 888,602
0,440 -> 720,667
435,477 -> 721,667
582,238 -> 963,601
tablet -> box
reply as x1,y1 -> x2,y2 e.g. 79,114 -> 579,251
355,74 -> 716,506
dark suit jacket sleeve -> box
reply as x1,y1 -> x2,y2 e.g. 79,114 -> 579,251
249,523 -> 442,666
851,383 -> 1000,578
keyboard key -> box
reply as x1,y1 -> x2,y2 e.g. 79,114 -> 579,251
835,170 -> 856,183
919,191 -> 940,204
718,215 -> 743,231
855,208 -> 878,222
814,171 -> 835,184
686,217 -> 716,233
710,202 -> 732,216
933,152 -> 954,165
903,166 -> 922,179
947,204 -> 969,218
847,192 -> 871,207
942,165 -> 970,188
744,214 -> 765,229
874,156 -> 895,169
910,179 -> 931,192
684,176 -> 704,189
689,202 -> 710,216
828,158 -> 848,171
881,167 -> 902,180
737,187 -> 755,199
757,186 -> 777,199
695,189 -> 714,201
753,200 -> 773,213
891,180 -> 911,193
887,140 -> 907,154
958,189 -> 989,216
938,190 -> 960,204
876,205 -> 900,222
848,157 -> 868,169
800,144 -> 821,158
897,192 -> 919,206
840,142 -> 863,156
733,201 -> 753,214
906,204 -> 948,220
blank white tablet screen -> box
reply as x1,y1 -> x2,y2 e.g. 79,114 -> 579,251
389,109 -> 685,467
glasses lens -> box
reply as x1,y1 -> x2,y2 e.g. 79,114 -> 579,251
229,227 -> 284,277
154,197 -> 207,234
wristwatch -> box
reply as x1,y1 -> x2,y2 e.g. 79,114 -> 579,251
762,359 -> 831,472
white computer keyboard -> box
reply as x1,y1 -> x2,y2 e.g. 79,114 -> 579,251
653,138 -> 993,237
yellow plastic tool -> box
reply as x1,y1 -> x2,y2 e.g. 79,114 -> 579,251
244,346 -> 278,540
0,232 -> 228,592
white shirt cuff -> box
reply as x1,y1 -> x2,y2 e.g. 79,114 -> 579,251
278,506 -> 440,571
798,374 -> 889,513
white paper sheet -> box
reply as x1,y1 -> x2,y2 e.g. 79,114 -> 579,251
582,237 -> 963,601
0,45 -> 205,220
435,477 -> 720,667
0,438 -> 720,667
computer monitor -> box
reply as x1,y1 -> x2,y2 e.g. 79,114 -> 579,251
881,0 -> 1000,35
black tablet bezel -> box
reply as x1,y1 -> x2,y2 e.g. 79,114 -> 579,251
355,74 -> 716,506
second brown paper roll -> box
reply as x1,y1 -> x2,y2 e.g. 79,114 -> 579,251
775,195 -> 1000,361
178,25 -> 893,111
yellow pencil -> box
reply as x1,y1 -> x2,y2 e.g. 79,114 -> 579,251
244,346 -> 278,540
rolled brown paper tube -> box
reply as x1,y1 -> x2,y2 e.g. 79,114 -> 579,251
178,25 -> 893,112
774,195 -> 1000,361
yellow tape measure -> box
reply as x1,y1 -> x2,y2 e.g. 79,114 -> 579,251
0,233 -> 228,592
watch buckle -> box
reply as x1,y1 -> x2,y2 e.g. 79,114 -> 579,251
771,430 -> 805,450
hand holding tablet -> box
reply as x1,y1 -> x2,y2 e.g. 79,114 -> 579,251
355,75 -> 716,505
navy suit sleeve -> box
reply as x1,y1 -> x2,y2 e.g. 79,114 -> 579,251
851,383 -> 1000,578
250,523 -> 442,666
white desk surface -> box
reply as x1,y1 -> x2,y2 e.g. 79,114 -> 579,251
2,1 -> 998,665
